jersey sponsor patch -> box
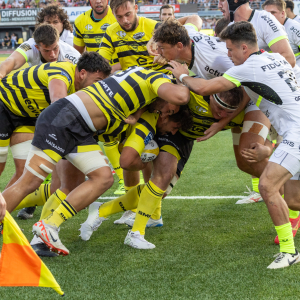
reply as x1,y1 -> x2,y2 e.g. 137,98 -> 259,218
64,54 -> 78,64
116,31 -> 126,38
19,43 -> 31,52
85,24 -> 93,31
261,15 -> 279,32
101,23 -> 110,31
133,32 -> 145,40
60,70 -> 72,83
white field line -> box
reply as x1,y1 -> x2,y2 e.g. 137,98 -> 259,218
99,196 -> 244,200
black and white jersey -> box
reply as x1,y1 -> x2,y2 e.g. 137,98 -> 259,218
284,18 -> 300,62
224,51 -> 300,141
60,29 -> 73,46
184,23 -> 233,79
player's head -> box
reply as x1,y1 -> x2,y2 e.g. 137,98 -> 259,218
34,24 -> 60,63
220,21 -> 258,65
157,105 -> 193,135
36,4 -> 72,35
285,0 -> 294,17
110,0 -> 138,32
148,97 -> 181,120
263,0 -> 286,24
214,17 -> 230,37
153,19 -> 190,62
89,0 -> 108,16
159,4 -> 175,21
218,0 -> 250,21
209,87 -> 243,120
75,52 -> 112,90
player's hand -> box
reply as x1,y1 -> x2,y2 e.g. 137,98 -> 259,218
196,122 -> 222,142
147,38 -> 159,56
0,192 -> 6,222
153,54 -> 168,66
124,115 -> 138,126
0,73 -> 5,80
240,142 -> 270,163
166,60 -> 189,80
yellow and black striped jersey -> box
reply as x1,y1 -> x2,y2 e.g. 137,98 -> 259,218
117,111 -> 159,155
0,61 -> 76,118
180,93 -> 244,140
99,17 -> 168,73
73,7 -> 117,52
82,66 -> 171,138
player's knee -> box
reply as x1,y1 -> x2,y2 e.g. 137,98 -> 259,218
258,179 -> 274,199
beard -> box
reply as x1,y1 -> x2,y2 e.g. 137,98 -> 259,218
92,5 -> 107,16
120,14 -> 138,32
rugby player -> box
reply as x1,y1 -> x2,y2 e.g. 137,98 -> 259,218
1,66 -> 190,255
285,0 -> 300,23
73,0 -> 117,53
159,4 -> 175,21
36,4 -> 74,46
263,0 -> 300,70
169,21 -> 300,269
79,88 -> 244,248
0,24 -> 80,80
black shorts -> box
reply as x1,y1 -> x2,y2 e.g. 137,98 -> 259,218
32,98 -> 99,162
154,131 -> 194,177
0,101 -> 36,144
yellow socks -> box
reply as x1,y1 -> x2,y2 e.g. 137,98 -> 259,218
275,222 -> 295,254
14,184 -> 51,211
124,184 -> 138,213
251,177 -> 259,193
132,181 -> 165,235
99,184 -> 145,218
40,189 -> 66,220
44,199 -> 77,228
104,141 -> 123,181
151,200 -> 162,220
289,209 -> 299,219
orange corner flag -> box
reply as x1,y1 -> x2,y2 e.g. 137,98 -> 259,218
0,211 -> 64,296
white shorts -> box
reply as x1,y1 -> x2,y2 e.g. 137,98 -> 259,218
244,100 -> 260,114
269,141 -> 300,176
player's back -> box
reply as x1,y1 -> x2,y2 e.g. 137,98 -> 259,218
0,61 -> 76,118
82,66 -> 171,121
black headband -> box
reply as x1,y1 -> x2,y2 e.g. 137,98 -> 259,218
213,93 -> 238,110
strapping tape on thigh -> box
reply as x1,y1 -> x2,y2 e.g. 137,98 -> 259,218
242,121 -> 269,141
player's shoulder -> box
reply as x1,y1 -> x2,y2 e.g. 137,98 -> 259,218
253,9 -> 284,30
285,18 -> 300,32
140,16 -> 157,26
106,21 -> 121,33
19,37 -> 36,50
58,40 -> 80,63
74,8 -> 92,24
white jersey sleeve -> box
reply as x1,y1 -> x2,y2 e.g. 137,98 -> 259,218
15,38 -> 42,67
184,24 -> 234,79
284,18 -> 300,60
57,40 -> 81,64
293,15 -> 300,23
60,29 -> 73,47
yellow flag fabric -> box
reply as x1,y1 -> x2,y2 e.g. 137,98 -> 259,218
0,211 -> 64,296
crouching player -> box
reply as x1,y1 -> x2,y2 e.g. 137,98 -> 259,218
0,66 -> 190,255
80,88 -> 244,249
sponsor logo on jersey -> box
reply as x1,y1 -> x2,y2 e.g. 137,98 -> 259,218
95,36 -> 103,45
290,26 -> 300,38
131,42 -> 139,51
204,65 -> 223,77
101,23 -> 110,31
60,70 -> 72,82
65,54 -> 78,64
84,34 -> 89,39
45,139 -> 65,153
261,58 -> 289,72
100,80 -> 114,97
19,43 -> 31,52
195,105 -> 207,113
261,15 -> 279,32
283,139 -> 295,147
133,32 -> 145,40
85,24 -> 93,31
49,133 -> 57,140
116,31 -> 126,38
24,99 -> 41,117
192,35 -> 217,50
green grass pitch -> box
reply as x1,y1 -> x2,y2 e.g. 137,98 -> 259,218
1,131 -> 299,299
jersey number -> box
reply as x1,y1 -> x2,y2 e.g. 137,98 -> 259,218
277,69 -> 300,92
112,66 -> 143,83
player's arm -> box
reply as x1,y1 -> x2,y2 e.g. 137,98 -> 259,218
177,15 -> 202,31
120,146 -> 147,171
73,44 -> 85,54
48,79 -> 68,103
73,21 -> 86,54
157,82 -> 190,105
270,38 -> 296,68
0,51 -> 26,79
0,191 -> 6,222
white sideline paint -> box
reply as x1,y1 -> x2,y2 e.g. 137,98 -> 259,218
99,196 -> 244,200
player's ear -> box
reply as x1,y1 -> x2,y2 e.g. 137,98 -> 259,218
177,42 -> 184,51
34,44 -> 39,51
79,69 -> 87,79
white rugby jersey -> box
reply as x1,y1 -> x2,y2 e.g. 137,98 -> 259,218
60,29 -> 73,46
229,10 -> 288,52
284,18 -> 300,61
16,38 -> 80,66
224,51 -> 300,141
293,15 -> 300,23
184,23 -> 233,79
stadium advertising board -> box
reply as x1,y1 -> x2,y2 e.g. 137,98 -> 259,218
0,9 -> 37,22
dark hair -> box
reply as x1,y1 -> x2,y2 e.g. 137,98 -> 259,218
214,17 -> 230,37
153,19 -> 190,47
285,0 -> 294,11
220,21 -> 257,47
169,105 -> 193,132
262,0 -> 286,11
110,0 -> 135,13
77,52 -> 112,76
36,4 -> 73,33
160,4 -> 174,14
218,86 -> 244,108
33,24 -> 59,46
